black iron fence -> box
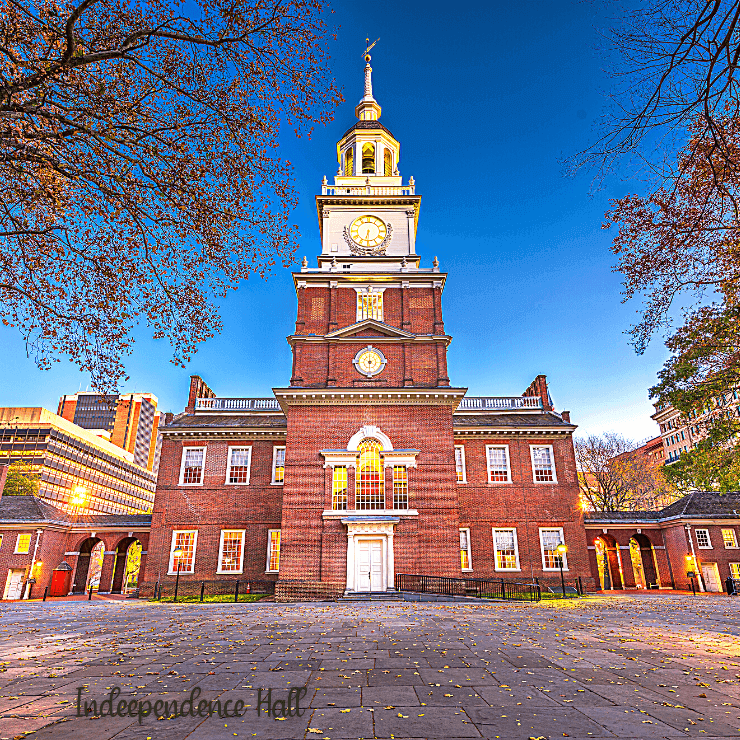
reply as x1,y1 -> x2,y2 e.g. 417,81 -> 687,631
395,573 -> 541,602
153,579 -> 275,603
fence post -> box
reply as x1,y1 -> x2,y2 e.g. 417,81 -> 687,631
578,576 -> 584,595
43,587 -> 48,602
501,579 -> 506,600
235,580 -> 240,603
88,585 -> 93,601
200,582 -> 205,603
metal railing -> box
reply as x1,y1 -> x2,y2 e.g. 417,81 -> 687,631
457,396 -> 543,411
395,574 -> 541,602
195,398 -> 282,411
152,579 -> 275,602
322,184 -> 415,196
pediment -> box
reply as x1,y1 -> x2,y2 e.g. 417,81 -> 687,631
326,319 -> 414,339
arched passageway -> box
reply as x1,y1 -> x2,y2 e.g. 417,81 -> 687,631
110,538 -> 142,594
594,535 -> 623,590
72,537 -> 103,594
630,533 -> 660,588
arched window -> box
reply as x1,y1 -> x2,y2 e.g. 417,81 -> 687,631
384,149 -> 392,176
344,148 -> 353,176
356,438 -> 384,509
362,143 -> 375,174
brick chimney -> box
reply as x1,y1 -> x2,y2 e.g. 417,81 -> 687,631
522,374 -> 553,411
186,375 -> 216,414
561,410 -> 571,423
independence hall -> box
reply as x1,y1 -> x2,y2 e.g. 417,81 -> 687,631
142,56 -> 591,600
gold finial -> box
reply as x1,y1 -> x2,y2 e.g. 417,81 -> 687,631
363,36 -> 379,63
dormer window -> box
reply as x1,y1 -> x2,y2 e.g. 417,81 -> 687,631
384,149 -> 392,176
344,148 -> 353,176
362,143 -> 375,174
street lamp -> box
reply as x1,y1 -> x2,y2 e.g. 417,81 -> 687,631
556,543 -> 568,598
172,547 -> 184,602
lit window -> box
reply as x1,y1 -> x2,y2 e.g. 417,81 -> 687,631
356,289 -> 384,321
356,439 -> 384,510
218,530 -> 245,573
266,530 -> 281,572
272,446 -> 286,484
531,445 -> 557,483
179,447 -> 205,485
169,530 -> 197,573
454,445 -> 467,483
362,142 -> 375,174
344,147 -> 353,176
493,528 -> 520,570
486,445 -> 510,483
384,149 -> 392,176
722,528 -> 738,548
0,535 -> 3,550
393,466 -> 408,510
540,528 -> 567,570
459,528 -> 472,570
731,563 -> 740,580
696,529 -> 712,548
332,466 -> 348,510
15,533 -> 31,554
226,447 -> 251,485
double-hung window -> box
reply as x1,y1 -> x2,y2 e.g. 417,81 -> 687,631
272,446 -> 286,485
531,445 -> 557,483
179,447 -> 205,485
459,528 -> 472,571
169,530 -> 197,574
493,528 -> 520,571
722,528 -> 738,548
540,528 -> 567,570
332,466 -> 348,510
225,447 -> 251,485
266,530 -> 281,573
217,530 -> 245,573
486,445 -> 511,483
454,445 -> 467,483
15,533 -> 31,554
731,563 -> 740,580
393,466 -> 408,509
356,288 -> 384,321
696,529 -> 712,548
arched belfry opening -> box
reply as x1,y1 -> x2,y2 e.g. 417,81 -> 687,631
384,149 -> 392,176
362,142 -> 375,174
344,147 -> 353,176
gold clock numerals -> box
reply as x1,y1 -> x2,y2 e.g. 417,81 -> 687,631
354,346 -> 386,377
350,215 -> 387,248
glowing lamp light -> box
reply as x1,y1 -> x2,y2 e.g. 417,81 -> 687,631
556,543 -> 568,555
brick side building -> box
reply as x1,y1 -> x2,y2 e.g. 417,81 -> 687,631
585,491 -> 740,593
141,57 -> 593,601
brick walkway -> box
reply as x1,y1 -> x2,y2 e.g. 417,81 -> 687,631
0,594 -> 738,739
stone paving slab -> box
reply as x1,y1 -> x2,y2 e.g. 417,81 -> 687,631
0,594 -> 739,740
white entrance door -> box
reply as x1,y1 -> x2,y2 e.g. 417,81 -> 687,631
701,563 -> 722,592
3,569 -> 25,600
356,540 -> 384,592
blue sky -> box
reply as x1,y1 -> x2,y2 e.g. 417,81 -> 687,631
0,0 -> 669,441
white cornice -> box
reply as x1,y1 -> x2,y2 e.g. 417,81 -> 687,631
272,387 -> 467,414
452,427 -> 575,436
293,273 -> 446,291
161,428 -> 286,438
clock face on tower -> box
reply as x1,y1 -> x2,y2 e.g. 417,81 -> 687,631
350,215 -> 387,248
353,346 -> 387,378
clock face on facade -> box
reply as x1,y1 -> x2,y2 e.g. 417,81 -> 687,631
350,215 -> 387,248
353,346 -> 387,377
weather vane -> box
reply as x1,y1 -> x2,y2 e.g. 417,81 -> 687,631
363,37 -> 379,62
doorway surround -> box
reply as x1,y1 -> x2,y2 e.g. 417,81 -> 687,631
341,516 -> 398,592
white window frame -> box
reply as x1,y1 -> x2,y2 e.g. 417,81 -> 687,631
721,528 -> 738,549
355,286 -> 386,322
217,529 -> 245,574
168,530 -> 198,574
225,446 -> 252,485
539,527 -> 568,571
14,533 -> 31,554
530,444 -> 558,484
695,528 -> 713,549
485,444 -> 512,484
492,527 -> 521,572
0,534 -> 4,550
266,529 -> 281,573
271,446 -> 286,485
178,446 -> 206,486
459,528 -> 473,571
454,445 -> 467,484
730,563 -> 740,580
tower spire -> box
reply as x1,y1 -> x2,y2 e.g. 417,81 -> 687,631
356,38 -> 381,121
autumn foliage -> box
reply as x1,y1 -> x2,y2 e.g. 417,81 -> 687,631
0,0 -> 341,389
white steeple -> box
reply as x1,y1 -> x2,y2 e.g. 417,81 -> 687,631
355,42 -> 381,121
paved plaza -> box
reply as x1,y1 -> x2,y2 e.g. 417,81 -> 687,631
0,595 -> 739,740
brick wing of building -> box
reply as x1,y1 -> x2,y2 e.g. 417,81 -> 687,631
142,57 -> 592,601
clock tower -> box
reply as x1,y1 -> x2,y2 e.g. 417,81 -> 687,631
272,53 -> 465,597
